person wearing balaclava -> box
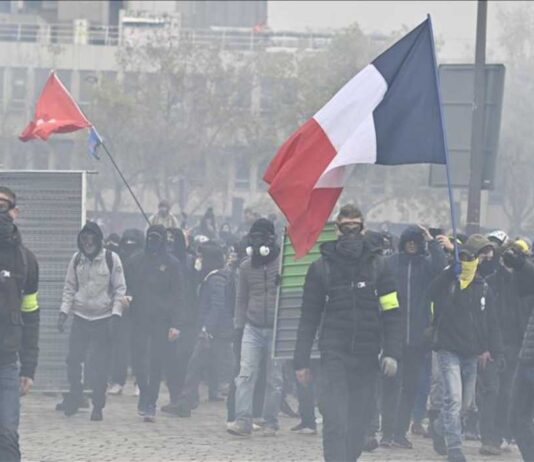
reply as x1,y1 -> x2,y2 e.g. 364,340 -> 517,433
379,225 -> 448,450
427,234 -> 503,462
227,218 -> 283,437
107,229 -> 145,396
162,227 -> 201,415
480,240 -> 532,457
0,186 -> 39,462
174,242 -> 236,417
58,221 -> 126,421
126,225 -> 185,423
292,204 -> 402,461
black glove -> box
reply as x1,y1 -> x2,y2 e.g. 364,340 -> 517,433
57,312 -> 68,333
502,248 -> 526,270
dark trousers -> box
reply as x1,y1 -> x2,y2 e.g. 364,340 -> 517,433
0,363 -> 20,462
296,359 -> 319,429
510,363 -> 534,461
165,327 -> 196,403
319,352 -> 377,462
226,331 -> 266,422
477,360 -> 500,445
180,334 -> 233,407
132,320 -> 168,410
110,313 -> 131,386
412,352 -> 432,423
67,315 -> 111,410
381,345 -> 426,438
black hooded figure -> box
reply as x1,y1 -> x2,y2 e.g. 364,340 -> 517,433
126,225 -> 186,422
108,228 -> 145,394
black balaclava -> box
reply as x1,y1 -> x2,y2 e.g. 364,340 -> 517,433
105,233 -> 121,254
336,222 -> 365,259
0,212 -> 16,246
119,228 -> 144,260
146,225 -> 167,254
479,255 -> 499,278
77,221 -> 104,260
167,228 -> 187,264
247,218 -> 280,268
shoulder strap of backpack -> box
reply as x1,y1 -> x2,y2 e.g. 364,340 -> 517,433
105,249 -> 114,274
73,252 -> 82,292
319,257 -> 331,294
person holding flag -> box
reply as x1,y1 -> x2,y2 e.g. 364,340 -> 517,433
263,14 -> 458,462
293,204 -> 403,461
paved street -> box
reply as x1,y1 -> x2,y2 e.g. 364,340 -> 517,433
20,386 -> 522,462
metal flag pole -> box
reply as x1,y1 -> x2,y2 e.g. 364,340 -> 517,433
100,141 -> 151,225
427,14 -> 461,275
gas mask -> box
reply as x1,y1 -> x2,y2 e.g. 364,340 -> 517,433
246,232 -> 274,258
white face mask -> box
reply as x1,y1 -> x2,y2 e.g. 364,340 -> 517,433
194,258 -> 202,272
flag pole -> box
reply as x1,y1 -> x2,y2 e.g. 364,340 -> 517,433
99,141 -> 151,225
427,14 -> 461,275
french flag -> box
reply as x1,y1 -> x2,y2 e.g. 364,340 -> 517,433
264,17 -> 447,258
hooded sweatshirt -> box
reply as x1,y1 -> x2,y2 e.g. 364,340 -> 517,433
60,222 -> 126,320
386,226 -> 447,346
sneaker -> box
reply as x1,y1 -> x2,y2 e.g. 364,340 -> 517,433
63,397 -> 80,417
161,402 -> 179,415
393,435 -> 414,449
447,448 -> 467,462
480,444 -> 502,456
260,426 -> 277,437
411,422 -> 426,436
464,430 -> 480,441
176,401 -> 191,418
432,433 -> 447,456
108,384 -> 123,395
290,422 -> 317,435
143,405 -> 156,423
380,436 -> 394,448
363,437 -> 379,452
56,394 -> 88,412
90,408 -> 103,421
227,421 -> 251,437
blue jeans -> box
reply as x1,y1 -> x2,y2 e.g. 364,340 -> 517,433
435,350 -> 477,451
0,363 -> 20,431
234,324 -> 283,431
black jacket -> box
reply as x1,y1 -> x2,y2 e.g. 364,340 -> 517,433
511,260 -> 534,364
0,229 -> 39,379
386,233 -> 447,347
486,266 -> 531,351
198,267 -> 235,337
429,267 -> 502,358
293,238 -> 403,370
126,249 -> 185,329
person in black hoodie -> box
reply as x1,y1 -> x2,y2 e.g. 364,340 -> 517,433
162,227 -> 199,414
481,240 -> 531,456
175,242 -> 235,417
126,225 -> 185,422
0,187 -> 39,462
108,229 -> 144,395
498,245 -> 534,461
380,225 -> 448,449
429,234 -> 502,462
293,204 -> 403,462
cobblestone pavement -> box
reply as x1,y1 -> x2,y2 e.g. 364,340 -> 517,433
20,387 -> 521,462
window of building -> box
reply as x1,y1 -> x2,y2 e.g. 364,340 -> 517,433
9,68 -> 27,112
234,155 -> 250,190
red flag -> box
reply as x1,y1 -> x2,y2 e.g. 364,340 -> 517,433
19,71 -> 91,141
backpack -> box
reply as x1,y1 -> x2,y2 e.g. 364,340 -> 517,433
73,249 -> 114,291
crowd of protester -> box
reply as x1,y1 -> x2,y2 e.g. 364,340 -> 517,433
2,191 -> 534,462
